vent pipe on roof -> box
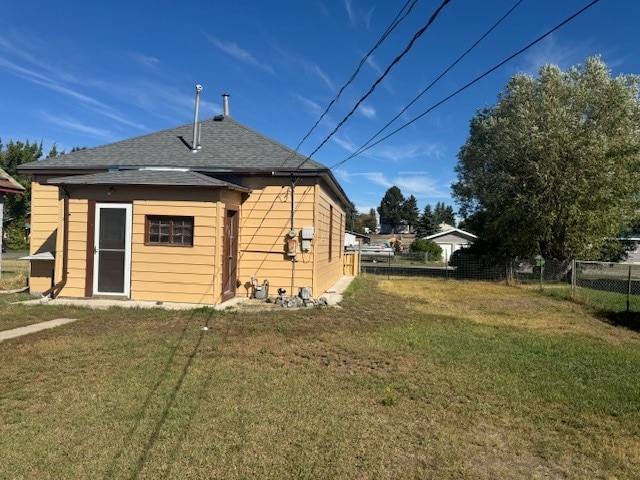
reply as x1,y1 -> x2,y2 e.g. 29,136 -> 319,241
192,84 -> 203,153
222,93 -> 230,117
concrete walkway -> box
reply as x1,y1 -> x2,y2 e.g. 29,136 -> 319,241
0,318 -> 78,342
16,276 -> 356,310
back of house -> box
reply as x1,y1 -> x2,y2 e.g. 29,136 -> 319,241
19,94 -> 350,305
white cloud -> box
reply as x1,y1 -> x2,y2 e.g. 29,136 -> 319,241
311,64 -> 335,91
369,142 -> 446,163
331,135 -> 358,153
344,0 -> 356,27
343,0 -> 374,29
292,93 -> 323,116
345,171 -> 450,198
205,34 -> 274,74
129,52 -> 160,68
0,36 -> 152,131
517,34 -> 585,75
40,112 -> 113,140
333,167 -> 352,183
358,104 -> 376,119
366,55 -> 382,74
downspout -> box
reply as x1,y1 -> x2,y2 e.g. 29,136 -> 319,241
290,176 -> 296,295
42,188 -> 69,298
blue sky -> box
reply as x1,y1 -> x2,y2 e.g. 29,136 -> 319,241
1,0 -> 638,216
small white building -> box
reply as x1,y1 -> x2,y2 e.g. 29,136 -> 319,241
426,227 -> 477,262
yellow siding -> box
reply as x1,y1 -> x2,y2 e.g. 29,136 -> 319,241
28,182 -> 60,293
238,178 -> 317,296
62,198 -> 88,298
28,175 -> 347,304
130,196 -> 220,304
313,182 -> 346,296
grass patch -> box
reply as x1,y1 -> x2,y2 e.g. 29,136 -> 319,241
0,257 -> 29,291
0,277 -> 639,478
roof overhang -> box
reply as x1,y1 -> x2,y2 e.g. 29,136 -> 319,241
47,169 -> 249,192
0,167 -> 25,195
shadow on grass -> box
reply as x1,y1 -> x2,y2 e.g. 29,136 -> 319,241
600,311 -> 640,333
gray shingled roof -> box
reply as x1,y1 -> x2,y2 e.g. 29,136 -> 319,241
20,116 -> 326,172
48,170 -> 249,191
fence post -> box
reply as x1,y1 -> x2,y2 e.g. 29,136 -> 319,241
571,259 -> 576,299
627,265 -> 632,313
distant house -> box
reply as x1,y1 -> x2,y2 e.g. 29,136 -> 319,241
379,222 -> 410,235
426,227 -> 477,262
344,230 -> 370,248
18,94 -> 351,305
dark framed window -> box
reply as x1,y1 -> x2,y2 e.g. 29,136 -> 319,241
146,216 -> 194,246
329,205 -> 333,260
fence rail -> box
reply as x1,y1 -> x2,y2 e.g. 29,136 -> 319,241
358,251 -> 640,314
572,260 -> 640,313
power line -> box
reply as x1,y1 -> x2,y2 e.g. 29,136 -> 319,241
330,0 -> 602,171
288,0 -> 420,161
332,0 -> 524,168
297,0 -> 452,169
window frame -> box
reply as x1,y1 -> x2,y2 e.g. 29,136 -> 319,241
145,215 -> 195,247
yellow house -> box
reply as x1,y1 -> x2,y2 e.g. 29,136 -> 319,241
19,104 -> 350,305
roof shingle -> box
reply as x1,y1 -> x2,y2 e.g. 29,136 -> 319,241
20,116 -> 325,172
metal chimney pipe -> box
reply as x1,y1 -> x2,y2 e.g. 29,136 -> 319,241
222,93 -> 230,117
192,84 -> 203,153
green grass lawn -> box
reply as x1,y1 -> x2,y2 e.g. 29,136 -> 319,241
1,277 -> 638,479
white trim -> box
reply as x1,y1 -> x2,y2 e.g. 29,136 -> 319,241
93,203 -> 132,297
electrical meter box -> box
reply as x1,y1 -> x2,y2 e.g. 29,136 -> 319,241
301,227 -> 314,252
301,227 -> 314,240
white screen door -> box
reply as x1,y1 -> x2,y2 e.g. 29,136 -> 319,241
93,203 -> 132,296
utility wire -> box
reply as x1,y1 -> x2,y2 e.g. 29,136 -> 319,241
297,0 -> 452,169
334,0 -> 524,167
330,0 -> 602,170
286,0 -> 420,163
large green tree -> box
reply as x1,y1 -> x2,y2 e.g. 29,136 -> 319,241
402,195 -> 419,232
416,204 -> 437,238
377,186 -> 405,232
433,201 -> 456,228
0,139 -> 42,222
453,57 -> 640,261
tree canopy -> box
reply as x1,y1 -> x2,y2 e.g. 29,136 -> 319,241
0,139 -> 42,222
433,202 -> 456,228
403,195 -> 419,231
452,57 -> 640,261
416,204 -> 437,238
377,186 -> 405,232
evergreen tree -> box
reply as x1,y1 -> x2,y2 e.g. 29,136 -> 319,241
433,202 -> 456,228
416,204 -> 437,237
377,186 -> 405,232
402,195 -> 419,233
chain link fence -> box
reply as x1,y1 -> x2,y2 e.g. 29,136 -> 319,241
360,251 -> 640,314
572,261 -> 640,313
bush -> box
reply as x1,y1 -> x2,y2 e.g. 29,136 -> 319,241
5,219 -> 29,250
409,238 -> 442,260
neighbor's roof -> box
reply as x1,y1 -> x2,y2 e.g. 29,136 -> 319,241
48,169 -> 249,192
19,116 -> 325,173
426,228 -> 478,242
0,167 -> 25,195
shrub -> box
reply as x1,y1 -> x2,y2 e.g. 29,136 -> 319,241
409,238 -> 442,260
5,219 -> 29,250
